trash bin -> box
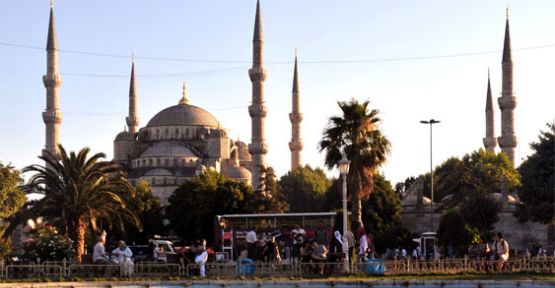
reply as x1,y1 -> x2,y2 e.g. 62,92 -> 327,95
365,258 -> 385,275
238,258 -> 255,276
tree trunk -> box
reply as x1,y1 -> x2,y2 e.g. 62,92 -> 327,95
349,172 -> 364,237
74,216 -> 87,262
351,196 -> 363,237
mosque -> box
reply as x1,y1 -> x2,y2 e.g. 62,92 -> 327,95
401,12 -> 549,250
40,1 -> 303,204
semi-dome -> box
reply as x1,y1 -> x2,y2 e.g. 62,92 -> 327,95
222,165 -> 251,181
146,103 -> 219,128
140,142 -> 197,158
114,131 -> 134,141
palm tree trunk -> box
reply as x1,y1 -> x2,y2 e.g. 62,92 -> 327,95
74,216 -> 87,262
351,196 -> 363,235
349,173 -> 364,236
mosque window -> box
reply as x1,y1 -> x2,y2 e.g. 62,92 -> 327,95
142,159 -> 146,166
149,159 -> 153,166
175,128 -> 179,138
164,158 -> 169,166
182,159 -> 186,166
173,158 -> 178,166
165,129 -> 169,138
155,129 -> 160,139
156,159 -> 161,166
185,129 -> 189,138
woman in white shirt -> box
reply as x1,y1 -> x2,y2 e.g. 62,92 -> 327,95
111,240 -> 134,276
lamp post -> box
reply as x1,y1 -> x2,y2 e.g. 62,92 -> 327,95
420,119 -> 440,232
338,154 -> 351,273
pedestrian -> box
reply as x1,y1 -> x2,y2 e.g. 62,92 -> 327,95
195,245 -> 208,277
111,240 -> 134,277
93,233 -> 110,264
246,229 -> 258,259
345,230 -> 355,265
493,232 -> 509,271
153,244 -> 167,263
291,224 -> 306,263
357,227 -> 368,262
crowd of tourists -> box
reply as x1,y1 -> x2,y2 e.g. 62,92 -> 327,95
241,223 -> 377,275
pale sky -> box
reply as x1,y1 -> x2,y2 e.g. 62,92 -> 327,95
1,0 -> 554,185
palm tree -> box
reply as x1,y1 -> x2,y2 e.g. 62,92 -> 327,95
22,145 -> 140,262
319,99 -> 390,233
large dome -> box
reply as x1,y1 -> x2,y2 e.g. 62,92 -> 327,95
146,103 -> 219,128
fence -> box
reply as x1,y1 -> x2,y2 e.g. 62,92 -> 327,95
1,257 -> 554,279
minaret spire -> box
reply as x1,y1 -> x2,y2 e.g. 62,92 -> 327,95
126,53 -> 140,134
179,80 -> 190,105
498,8 -> 517,166
483,69 -> 496,152
289,51 -> 303,170
248,0 -> 268,191
42,1 -> 63,162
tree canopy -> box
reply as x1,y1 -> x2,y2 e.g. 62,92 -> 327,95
516,122 -> 555,224
319,99 -> 391,232
113,180 -> 165,244
166,170 -> 253,244
279,165 -> 332,212
437,209 -> 480,257
398,149 -> 517,238
0,163 -> 26,258
21,145 -> 139,261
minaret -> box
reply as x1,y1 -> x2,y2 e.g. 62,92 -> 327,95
483,70 -> 496,152
125,54 -> 140,134
248,0 -> 268,190
497,9 -> 517,166
42,0 -> 63,161
289,52 -> 303,170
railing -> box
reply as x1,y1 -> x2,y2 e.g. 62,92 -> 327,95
0,257 -> 554,279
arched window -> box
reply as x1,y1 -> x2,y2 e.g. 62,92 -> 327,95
156,159 -> 161,166
175,128 -> 179,138
164,158 -> 169,166
149,159 -> 153,166
165,129 -> 169,138
173,158 -> 178,166
155,129 -> 160,139
185,128 -> 189,138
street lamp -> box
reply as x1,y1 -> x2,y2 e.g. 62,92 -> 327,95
420,119 -> 440,232
338,154 -> 351,273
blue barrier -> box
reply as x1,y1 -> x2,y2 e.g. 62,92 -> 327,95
365,258 -> 385,275
237,258 -> 256,276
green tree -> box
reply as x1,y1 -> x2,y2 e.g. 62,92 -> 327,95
319,99 -> 391,232
279,165 -> 332,212
437,209 -> 480,257
114,180 -> 165,243
459,191 -> 500,237
21,145 -> 140,261
0,163 -> 26,259
249,166 -> 288,213
516,122 -> 555,224
439,150 -> 519,206
166,170 -> 252,243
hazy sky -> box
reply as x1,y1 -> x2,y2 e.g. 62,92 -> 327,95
1,0 -> 554,185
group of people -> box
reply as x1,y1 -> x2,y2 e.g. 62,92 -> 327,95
244,223 -> 374,274
92,234 -> 134,276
